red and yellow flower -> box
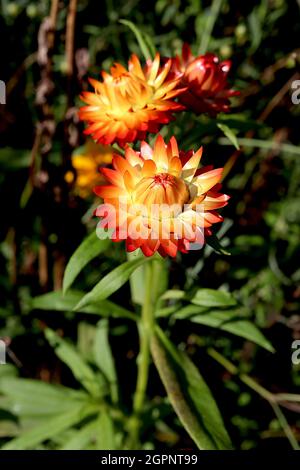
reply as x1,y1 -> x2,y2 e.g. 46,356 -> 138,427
79,54 -> 185,147
95,135 -> 229,257
169,43 -> 239,115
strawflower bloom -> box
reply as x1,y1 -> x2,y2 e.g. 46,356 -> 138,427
65,140 -> 113,198
95,135 -> 229,257
79,53 -> 186,146
169,43 -> 239,115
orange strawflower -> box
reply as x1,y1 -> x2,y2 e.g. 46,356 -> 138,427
65,141 -> 113,198
95,135 -> 229,257
169,43 -> 239,115
79,53 -> 186,146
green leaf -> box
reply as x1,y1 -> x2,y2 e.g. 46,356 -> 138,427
143,32 -> 156,58
20,179 -> 34,209
94,320 -> 118,404
198,0 -> 224,54
31,290 -> 84,312
160,289 -> 185,301
0,148 -> 31,171
1,404 -> 95,450
31,290 -> 136,321
191,288 -> 237,308
206,233 -> 231,255
151,327 -> 232,450
60,419 -> 99,450
63,229 -> 111,294
218,137 -> 300,156
158,288 -> 236,310
155,305 -> 179,318
96,410 -> 116,450
174,307 -> 274,352
0,377 -> 88,416
45,328 -> 104,398
119,19 -> 153,61
0,364 -> 18,379
217,123 -> 240,150
74,257 -> 152,311
0,421 -> 19,438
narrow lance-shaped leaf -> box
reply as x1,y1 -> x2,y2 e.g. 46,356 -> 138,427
63,229 -> 111,294
158,288 -> 236,310
119,19 -> 154,61
31,290 -> 136,321
174,306 -> 274,352
0,377 -> 88,417
60,419 -> 100,450
1,404 -> 96,450
95,410 -> 116,450
217,123 -> 240,150
94,320 -> 118,404
151,327 -> 232,450
191,288 -> 237,308
74,257 -> 153,311
45,328 -> 104,398
206,233 -> 231,255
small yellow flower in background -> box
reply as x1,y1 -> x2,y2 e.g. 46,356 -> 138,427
65,140 -> 113,198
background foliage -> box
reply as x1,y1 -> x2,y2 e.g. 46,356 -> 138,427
0,0 -> 300,450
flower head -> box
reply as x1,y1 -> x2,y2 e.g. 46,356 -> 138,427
95,135 -> 229,257
79,54 -> 185,146
170,43 -> 239,115
65,141 -> 113,198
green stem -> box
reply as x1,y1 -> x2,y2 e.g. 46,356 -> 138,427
127,261 -> 155,449
219,137 -> 300,156
198,0 -> 223,55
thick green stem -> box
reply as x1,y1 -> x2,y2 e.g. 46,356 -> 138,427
127,261 -> 155,449
133,261 -> 154,412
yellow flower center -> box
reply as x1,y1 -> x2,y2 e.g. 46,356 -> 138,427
133,173 -> 189,209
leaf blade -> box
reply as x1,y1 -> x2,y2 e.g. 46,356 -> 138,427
174,306 -> 274,352
217,123 -> 240,150
31,290 -> 136,321
151,327 -> 232,450
119,19 -> 153,61
63,229 -> 111,294
74,257 -> 151,311
1,404 -> 95,450
45,328 -> 104,398
94,320 -> 118,404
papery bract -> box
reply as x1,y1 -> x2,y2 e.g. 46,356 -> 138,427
79,54 -> 186,146
169,43 -> 239,115
94,135 -> 229,257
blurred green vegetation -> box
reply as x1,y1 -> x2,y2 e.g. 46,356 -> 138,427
0,0 -> 300,450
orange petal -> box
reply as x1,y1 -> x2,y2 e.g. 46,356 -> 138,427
125,146 -> 143,166
153,134 -> 168,170
94,185 -> 126,199
101,168 -> 124,188
142,159 -> 157,177
169,156 -> 182,177
123,170 -> 136,192
140,141 -> 153,160
128,54 -> 145,79
167,136 -> 179,158
147,53 -> 160,83
193,168 -> 223,194
113,155 -> 136,176
181,147 -> 203,182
